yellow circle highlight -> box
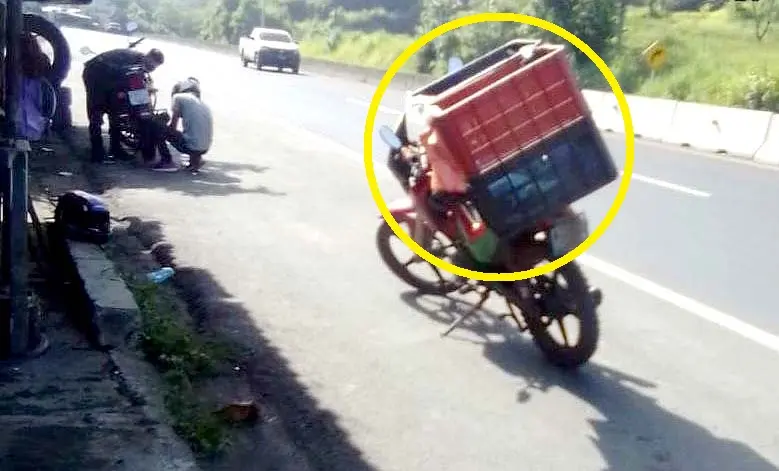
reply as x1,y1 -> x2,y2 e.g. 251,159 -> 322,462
363,12 -> 634,282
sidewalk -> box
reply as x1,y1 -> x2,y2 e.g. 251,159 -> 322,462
0,135 -> 198,470
0,306 -> 194,471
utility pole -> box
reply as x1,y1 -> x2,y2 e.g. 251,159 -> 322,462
2,0 -> 30,358
260,0 -> 265,27
1,0 -> 42,360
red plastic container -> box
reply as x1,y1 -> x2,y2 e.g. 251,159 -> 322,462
424,43 -> 592,176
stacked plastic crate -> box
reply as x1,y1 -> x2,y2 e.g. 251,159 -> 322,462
420,40 -> 619,239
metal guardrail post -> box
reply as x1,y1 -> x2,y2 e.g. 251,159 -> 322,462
1,161 -> 9,285
8,141 -> 29,356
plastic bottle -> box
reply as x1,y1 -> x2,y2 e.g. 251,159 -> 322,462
147,267 -> 175,284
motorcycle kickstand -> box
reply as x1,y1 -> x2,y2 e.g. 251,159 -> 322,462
441,289 -> 491,337
499,298 -> 528,332
457,280 -> 488,296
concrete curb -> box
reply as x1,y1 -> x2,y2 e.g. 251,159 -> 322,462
64,239 -> 201,471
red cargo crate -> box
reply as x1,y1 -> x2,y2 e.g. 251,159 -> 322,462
424,43 -> 592,176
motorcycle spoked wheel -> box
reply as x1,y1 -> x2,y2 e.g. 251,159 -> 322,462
509,260 -> 599,369
376,219 -> 466,295
118,128 -> 141,152
112,116 -> 142,155
115,90 -> 159,155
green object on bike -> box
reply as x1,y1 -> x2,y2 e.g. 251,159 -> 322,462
457,218 -> 499,265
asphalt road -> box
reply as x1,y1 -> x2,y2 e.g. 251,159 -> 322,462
56,27 -> 779,470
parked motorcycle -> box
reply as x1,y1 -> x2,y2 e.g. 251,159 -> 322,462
78,30 -> 166,155
375,125 -> 602,369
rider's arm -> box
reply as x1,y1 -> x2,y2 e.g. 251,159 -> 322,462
168,95 -> 182,131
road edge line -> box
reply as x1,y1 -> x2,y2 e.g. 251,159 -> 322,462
579,254 -> 779,354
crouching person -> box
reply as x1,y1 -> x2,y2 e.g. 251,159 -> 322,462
151,78 -> 213,172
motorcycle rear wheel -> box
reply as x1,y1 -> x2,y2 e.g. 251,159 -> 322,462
519,261 -> 599,369
118,126 -> 141,154
376,220 -> 464,296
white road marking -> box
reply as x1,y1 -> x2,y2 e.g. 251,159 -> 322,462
346,97 -> 402,115
579,254 -> 779,354
626,171 -> 711,198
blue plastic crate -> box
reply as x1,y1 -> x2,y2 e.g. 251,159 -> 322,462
468,119 -> 618,239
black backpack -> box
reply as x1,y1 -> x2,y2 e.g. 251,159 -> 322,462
54,190 -> 110,245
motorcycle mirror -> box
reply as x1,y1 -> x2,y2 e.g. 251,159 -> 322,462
378,125 -> 403,150
79,46 -> 95,56
126,21 -> 138,33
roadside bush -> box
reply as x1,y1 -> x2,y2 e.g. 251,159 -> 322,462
336,7 -> 419,34
665,77 -> 693,100
735,70 -> 779,112
608,47 -> 653,93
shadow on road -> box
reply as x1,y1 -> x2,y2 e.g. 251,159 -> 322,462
62,126 -> 285,198
255,66 -> 310,77
109,215 -> 377,471
34,127 -> 374,469
399,290 -> 776,471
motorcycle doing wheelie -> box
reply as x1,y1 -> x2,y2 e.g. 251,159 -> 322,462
374,125 -> 603,369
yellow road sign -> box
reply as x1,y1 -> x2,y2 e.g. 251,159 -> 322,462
642,41 -> 666,70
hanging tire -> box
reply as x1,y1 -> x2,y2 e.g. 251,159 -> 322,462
23,13 -> 71,88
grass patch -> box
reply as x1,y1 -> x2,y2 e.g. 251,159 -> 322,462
298,26 -> 418,73
290,5 -> 779,110
129,279 -> 231,456
610,6 -> 779,109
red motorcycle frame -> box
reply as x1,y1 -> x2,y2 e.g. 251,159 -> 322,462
108,37 -> 166,155
110,64 -> 159,154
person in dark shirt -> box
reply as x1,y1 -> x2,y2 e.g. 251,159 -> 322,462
81,47 -> 164,162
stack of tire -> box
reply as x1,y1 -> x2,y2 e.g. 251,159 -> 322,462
22,13 -> 73,133
2,11 -> 74,133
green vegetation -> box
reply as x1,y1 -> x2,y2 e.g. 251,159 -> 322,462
82,0 -> 779,110
130,280 -> 230,456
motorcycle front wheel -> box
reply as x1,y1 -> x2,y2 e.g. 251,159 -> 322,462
376,219 -> 465,295
516,261 -> 599,369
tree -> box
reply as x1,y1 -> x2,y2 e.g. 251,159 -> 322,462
527,0 -> 622,66
416,0 -> 465,72
751,0 -> 779,41
153,0 -> 203,37
110,0 -> 130,24
201,0 -> 240,43
451,0 -> 526,61
230,0 -> 264,40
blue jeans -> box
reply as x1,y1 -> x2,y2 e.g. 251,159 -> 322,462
146,117 -> 202,165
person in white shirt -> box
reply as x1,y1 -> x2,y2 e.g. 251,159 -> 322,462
152,77 -> 213,173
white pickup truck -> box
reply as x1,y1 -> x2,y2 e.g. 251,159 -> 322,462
239,27 -> 301,74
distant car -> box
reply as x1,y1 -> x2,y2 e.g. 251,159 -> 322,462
238,27 -> 301,74
105,22 -> 122,33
